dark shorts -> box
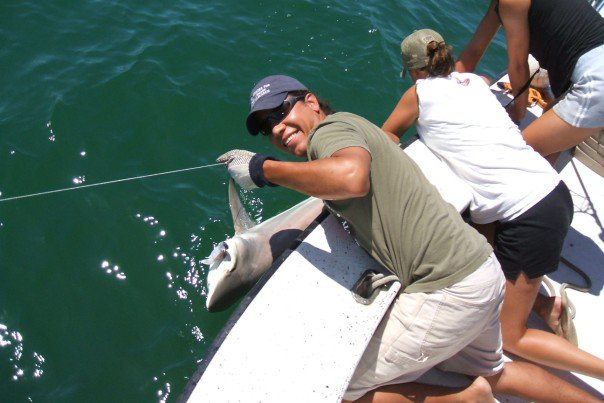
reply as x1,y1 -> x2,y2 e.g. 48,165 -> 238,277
494,181 -> 573,281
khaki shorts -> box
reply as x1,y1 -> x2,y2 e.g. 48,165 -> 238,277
344,253 -> 505,401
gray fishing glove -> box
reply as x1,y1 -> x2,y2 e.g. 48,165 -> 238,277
216,149 -> 279,190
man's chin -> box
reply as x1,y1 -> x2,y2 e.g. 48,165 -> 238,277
292,147 -> 307,158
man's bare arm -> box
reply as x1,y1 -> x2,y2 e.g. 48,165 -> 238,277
263,147 -> 371,200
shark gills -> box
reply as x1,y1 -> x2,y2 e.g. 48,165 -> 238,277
204,179 -> 325,311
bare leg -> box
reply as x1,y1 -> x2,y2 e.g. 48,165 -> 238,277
522,108 -> 601,157
501,272 -> 604,379
533,292 -> 563,330
545,151 -> 562,166
470,222 -> 563,327
485,361 -> 601,402
344,377 -> 493,403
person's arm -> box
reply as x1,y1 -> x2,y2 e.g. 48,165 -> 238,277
383,130 -> 400,143
456,0 -> 501,73
499,0 -> 531,122
381,86 -> 420,141
263,146 -> 371,200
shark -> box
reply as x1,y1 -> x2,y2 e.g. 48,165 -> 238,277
203,179 -> 325,311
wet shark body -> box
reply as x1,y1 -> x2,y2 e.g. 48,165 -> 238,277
204,179 -> 325,311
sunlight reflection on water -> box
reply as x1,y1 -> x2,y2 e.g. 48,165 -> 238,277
0,323 -> 46,382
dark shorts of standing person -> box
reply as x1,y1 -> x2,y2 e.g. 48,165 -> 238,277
494,181 -> 573,281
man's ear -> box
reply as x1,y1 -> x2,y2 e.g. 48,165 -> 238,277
305,93 -> 321,113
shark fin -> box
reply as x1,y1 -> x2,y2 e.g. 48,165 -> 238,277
228,178 -> 255,235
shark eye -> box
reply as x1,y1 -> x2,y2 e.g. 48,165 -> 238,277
222,241 -> 229,250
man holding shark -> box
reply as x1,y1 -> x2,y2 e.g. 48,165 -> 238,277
217,75 -> 596,402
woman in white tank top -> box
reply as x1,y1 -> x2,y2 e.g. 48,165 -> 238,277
382,29 -> 604,381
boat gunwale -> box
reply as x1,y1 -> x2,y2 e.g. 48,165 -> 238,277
178,207 -> 330,402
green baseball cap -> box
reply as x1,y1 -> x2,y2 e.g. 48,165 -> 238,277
400,29 -> 444,78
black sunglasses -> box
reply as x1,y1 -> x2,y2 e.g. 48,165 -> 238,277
260,94 -> 306,136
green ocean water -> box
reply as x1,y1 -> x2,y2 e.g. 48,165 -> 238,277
0,0 -> 508,401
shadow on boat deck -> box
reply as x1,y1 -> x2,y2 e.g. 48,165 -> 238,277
548,226 -> 604,296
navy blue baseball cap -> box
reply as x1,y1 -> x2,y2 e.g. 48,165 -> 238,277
246,75 -> 308,135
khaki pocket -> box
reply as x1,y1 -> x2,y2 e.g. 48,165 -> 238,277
384,294 -> 444,366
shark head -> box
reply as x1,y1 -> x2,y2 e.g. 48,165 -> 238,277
204,178 -> 256,311
203,178 -> 324,311
205,237 -> 242,311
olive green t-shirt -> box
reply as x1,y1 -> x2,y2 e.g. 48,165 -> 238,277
307,112 -> 492,293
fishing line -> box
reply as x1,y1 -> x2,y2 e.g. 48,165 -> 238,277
0,162 -> 226,203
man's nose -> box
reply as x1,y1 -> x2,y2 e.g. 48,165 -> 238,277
272,121 -> 286,137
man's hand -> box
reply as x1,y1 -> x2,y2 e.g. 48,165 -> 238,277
216,149 -> 278,189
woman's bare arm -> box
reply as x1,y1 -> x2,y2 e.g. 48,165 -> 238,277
499,0 -> 531,122
382,85 -> 420,141
456,0 -> 501,73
